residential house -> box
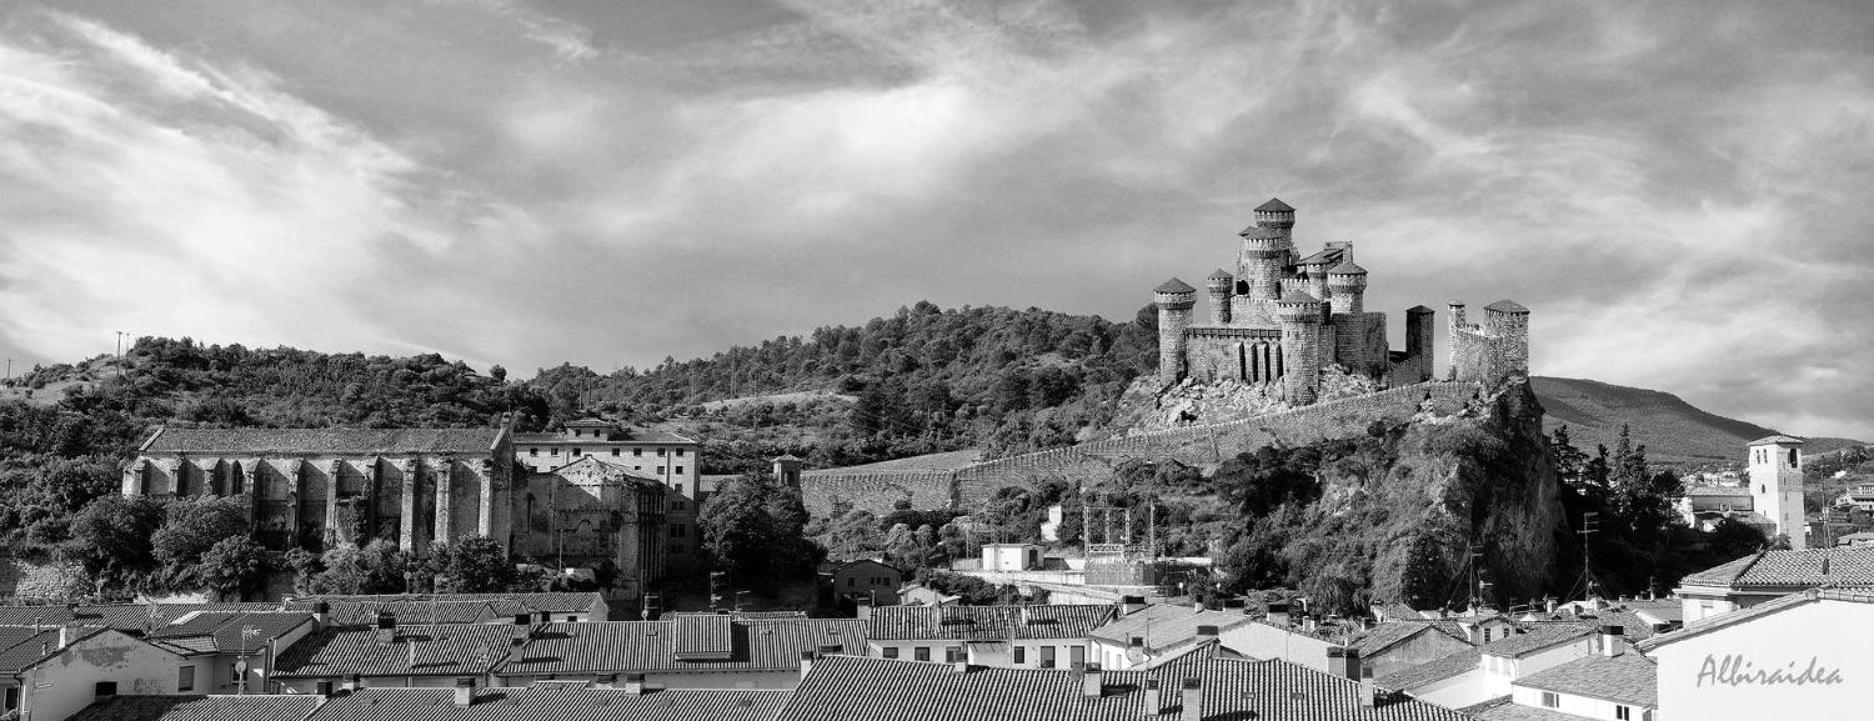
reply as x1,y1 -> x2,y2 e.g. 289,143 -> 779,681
1673,546 -> 1874,622
144,612 -> 317,694
1345,622 -> 1474,679
779,645 -> 1472,721
865,605 -> 1113,669
0,627 -> 198,721
980,544 -> 1043,572
1636,588 -> 1873,721
293,593 -> 610,623
1375,623 -> 1598,709
67,685 -> 787,721
822,560 -> 903,607
271,618 -> 519,692
1491,644 -> 1657,721
1087,605 -> 1252,670
66,694 -> 321,721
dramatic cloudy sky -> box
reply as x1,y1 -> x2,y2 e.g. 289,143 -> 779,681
2,0 -> 1872,438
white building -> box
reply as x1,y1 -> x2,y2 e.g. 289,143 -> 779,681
979,543 -> 1043,572
1747,435 -> 1806,549
1502,632 -> 1657,721
1376,623 -> 1598,709
1673,546 -> 1874,623
1636,589 -> 1872,721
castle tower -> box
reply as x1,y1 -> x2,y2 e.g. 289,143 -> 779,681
1253,197 -> 1296,241
1446,301 -> 1467,381
1405,305 -> 1436,383
1154,278 -> 1197,385
1237,226 -> 1289,302
1275,291 -> 1324,404
1747,436 -> 1806,549
1326,260 -> 1367,314
1205,269 -> 1233,324
1482,300 -> 1531,381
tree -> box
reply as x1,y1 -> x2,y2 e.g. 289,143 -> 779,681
698,474 -> 824,593
195,536 -> 271,600
313,543 -> 368,595
65,495 -> 165,593
151,497 -> 252,589
439,537 -> 514,593
882,523 -> 919,569
824,509 -> 884,560
283,547 -> 323,596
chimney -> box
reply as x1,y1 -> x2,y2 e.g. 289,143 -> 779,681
1142,679 -> 1161,717
375,612 -> 396,644
1129,635 -> 1145,650
1267,603 -> 1290,627
855,597 -> 873,621
1544,597 -> 1557,614
1178,678 -> 1202,721
511,623 -> 530,646
1360,666 -> 1379,708
799,651 -> 815,679
624,672 -> 646,694
513,612 -> 531,626
315,681 -> 335,698
1222,599 -> 1246,614
1195,625 -> 1219,646
1120,596 -> 1147,615
952,646 -> 969,674
452,677 -> 476,707
1080,663 -> 1103,697
1599,625 -> 1625,657
58,625 -> 79,650
1326,647 -> 1361,680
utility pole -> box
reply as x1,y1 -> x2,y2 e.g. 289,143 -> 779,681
115,331 -> 126,363
4,358 -> 11,382
1579,512 -> 1601,601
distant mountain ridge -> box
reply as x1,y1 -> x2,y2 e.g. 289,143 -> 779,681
1530,376 -> 1862,467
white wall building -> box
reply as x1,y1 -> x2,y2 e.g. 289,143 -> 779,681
1747,435 -> 1806,549
1637,589 -> 1872,721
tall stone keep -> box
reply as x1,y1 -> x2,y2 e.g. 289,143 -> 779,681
1154,278 -> 1197,385
1748,436 -> 1807,549
1275,291 -> 1323,404
1205,269 -> 1234,325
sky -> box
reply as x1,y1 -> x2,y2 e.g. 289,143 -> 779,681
2,0 -> 1873,439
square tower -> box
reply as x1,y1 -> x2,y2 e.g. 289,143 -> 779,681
1747,435 -> 1806,549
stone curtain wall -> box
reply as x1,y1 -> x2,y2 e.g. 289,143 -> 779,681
801,381 -> 1480,515
0,558 -> 85,600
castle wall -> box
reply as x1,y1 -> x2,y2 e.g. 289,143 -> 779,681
796,471 -> 955,517
1330,312 -> 1389,377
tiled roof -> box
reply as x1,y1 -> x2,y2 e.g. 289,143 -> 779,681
1155,278 -> 1196,294
295,593 -> 605,615
152,612 -> 314,654
1295,248 -> 1343,265
1238,225 -> 1285,239
1747,435 -> 1805,446
1515,653 -> 1657,706
0,627 -> 62,673
1329,260 -> 1368,275
673,614 -> 734,661
307,687 -> 787,721
1483,300 -> 1529,314
1636,589 -> 1874,652
1088,606 -> 1248,652
1348,622 -> 1439,656
1681,485 -> 1751,497
272,624 -> 516,679
1678,547 -> 1874,589
512,427 -> 696,445
498,618 -> 867,676
66,695 -> 322,721
1479,624 -> 1593,659
868,605 -> 1114,642
0,603 -> 290,631
780,651 -> 1469,721
310,600 -> 517,626
1370,604 -> 1428,623
1256,198 -> 1295,212
1373,648 -> 1480,691
1207,268 -> 1234,280
1461,697 -> 1580,721
142,427 -> 503,455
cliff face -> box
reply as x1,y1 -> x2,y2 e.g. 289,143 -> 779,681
1280,380 -> 1570,610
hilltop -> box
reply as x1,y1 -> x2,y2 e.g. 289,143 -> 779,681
1530,377 -> 1863,468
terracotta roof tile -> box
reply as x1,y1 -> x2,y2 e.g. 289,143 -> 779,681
868,605 -> 1114,642
1678,547 -> 1874,589
308,687 -> 787,721
1256,198 -> 1295,212
1088,606 -> 1249,652
497,619 -> 866,676
151,612 -> 314,654
1479,624 -> 1593,659
1374,648 -> 1480,691
1155,278 -> 1196,294
67,695 -> 321,721
1515,653 -> 1657,706
273,624 -> 515,679
1747,435 -> 1805,446
144,428 -> 502,455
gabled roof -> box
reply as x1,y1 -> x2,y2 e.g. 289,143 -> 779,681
0,627 -> 63,673
141,427 -> 504,455
1478,624 -> 1593,659
1294,248 -> 1344,265
1460,696 -> 1579,721
1677,547 -> 1874,590
1375,648 -> 1481,691
513,427 -> 697,445
1406,305 -> 1437,314
1154,278 -> 1196,294
1636,589 -> 1874,651
151,612 -> 314,654
1747,435 -> 1805,446
293,592 -> 605,615
1515,653 -> 1657,707
1087,606 -> 1250,652
498,618 -> 867,675
272,623 -> 515,679
1483,300 -> 1529,314
308,687 -> 788,721
1681,485 -> 1752,498
1256,198 -> 1294,212
867,605 -> 1114,642
1348,622 -> 1448,656
67,695 -> 322,721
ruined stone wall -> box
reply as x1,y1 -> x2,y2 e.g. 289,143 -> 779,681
0,557 -> 84,600
797,471 -> 955,517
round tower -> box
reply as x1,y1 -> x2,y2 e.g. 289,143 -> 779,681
1326,260 -> 1368,314
1747,436 -> 1807,549
1254,197 -> 1296,241
1154,278 -> 1197,386
1483,299 -> 1531,383
1237,226 -> 1289,303
1275,291 -> 1323,404
1205,269 -> 1234,325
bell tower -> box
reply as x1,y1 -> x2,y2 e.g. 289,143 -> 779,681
1747,436 -> 1806,549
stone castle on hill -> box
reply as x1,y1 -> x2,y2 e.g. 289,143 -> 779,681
1154,198 -> 1529,403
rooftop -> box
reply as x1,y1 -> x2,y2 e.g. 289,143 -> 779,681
67,695 -> 322,721
272,623 -> 516,679
309,686 -> 788,721
1748,435 -> 1806,446
1677,547 -> 1874,590
1256,198 -> 1295,213
1515,653 -> 1657,707
1374,648 -> 1481,691
1328,260 -> 1368,275
1637,589 -> 1874,652
499,618 -> 867,675
1461,697 -> 1581,721
868,604 -> 1115,642
1088,606 -> 1251,652
1155,278 -> 1196,294
141,427 -> 503,455
780,650 -> 1469,721
512,427 -> 697,445
1483,300 -> 1529,314
1479,624 -> 1593,659
150,612 -> 315,654
1347,622 -> 1457,656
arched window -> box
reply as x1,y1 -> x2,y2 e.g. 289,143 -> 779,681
1789,448 -> 1799,467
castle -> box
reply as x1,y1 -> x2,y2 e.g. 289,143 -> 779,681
1154,198 -> 1529,402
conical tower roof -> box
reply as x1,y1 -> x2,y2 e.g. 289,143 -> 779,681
1328,260 -> 1367,275
1155,277 -> 1196,294
1256,198 -> 1294,212
1208,268 -> 1234,279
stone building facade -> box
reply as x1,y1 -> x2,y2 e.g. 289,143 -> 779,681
511,420 -> 703,568
516,456 -> 669,595
1155,198 -> 1528,402
121,426 -> 516,553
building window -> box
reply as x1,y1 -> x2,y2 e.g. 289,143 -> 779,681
676,449 -> 686,457
676,466 -> 684,475
3,687 -> 16,710
95,682 -> 117,698
658,448 -> 667,457
1616,706 -> 1631,720
673,500 -> 686,511
883,647 -> 899,659
178,666 -> 195,691
572,448 -> 582,456
914,647 -> 930,662
634,448 -> 643,456
945,647 -> 962,663
658,466 -> 666,474
1014,646 -> 1026,664
550,448 -> 560,456
530,448 -> 538,456
1541,692 -> 1559,708
612,448 -> 620,456
1040,646 -> 1056,668
676,483 -> 685,495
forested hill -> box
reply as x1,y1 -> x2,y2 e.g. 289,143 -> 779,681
530,301 -> 1161,470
